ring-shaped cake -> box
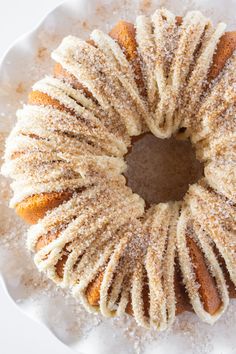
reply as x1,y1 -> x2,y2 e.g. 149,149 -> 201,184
2,9 -> 236,330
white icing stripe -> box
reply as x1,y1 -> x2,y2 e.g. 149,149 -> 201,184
187,182 -> 236,285
135,11 -> 225,138
163,202 -> 179,327
4,132 -> 107,161
107,264 -> 127,312
191,219 -> 229,314
52,36 -> 143,136
177,205 -> 228,324
181,22 -> 226,128
90,30 -> 150,131
27,179 -> 135,249
90,30 -> 139,93
5,153 -> 126,184
30,189 -> 145,276
196,129 -> 236,162
205,159 -> 236,203
116,277 -> 131,316
131,262 -> 149,328
17,104 -> 127,157
99,236 -> 129,317
152,9 -> 177,100
191,52 -> 236,144
145,204 -> 170,329
9,181 -> 82,207
34,76 -> 98,112
32,76 -> 128,142
136,15 -> 157,108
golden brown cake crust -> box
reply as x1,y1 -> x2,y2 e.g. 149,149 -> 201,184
186,236 -> 222,315
54,62 -> 93,97
16,191 -> 73,224
109,21 -> 146,96
208,31 -> 236,81
28,90 -> 73,114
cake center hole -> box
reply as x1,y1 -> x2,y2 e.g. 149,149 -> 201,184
124,133 -> 203,206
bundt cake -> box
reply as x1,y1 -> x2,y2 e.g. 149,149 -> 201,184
2,8 -> 236,330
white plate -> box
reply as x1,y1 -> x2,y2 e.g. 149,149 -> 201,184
0,0 -> 236,353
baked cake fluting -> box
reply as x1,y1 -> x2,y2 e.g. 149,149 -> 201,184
2,9 -> 236,330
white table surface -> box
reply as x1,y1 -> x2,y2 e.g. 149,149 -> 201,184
0,2 -> 75,353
